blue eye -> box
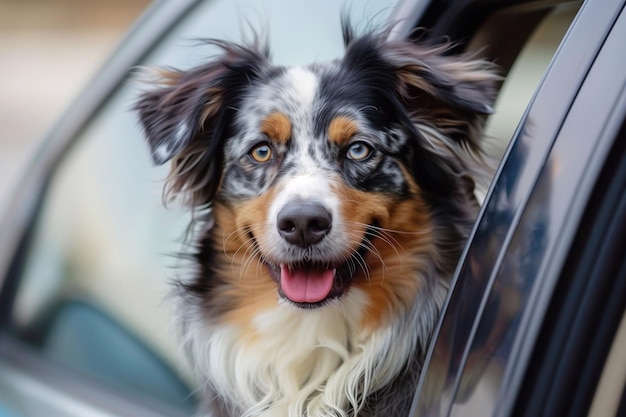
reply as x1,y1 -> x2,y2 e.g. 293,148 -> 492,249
346,142 -> 372,161
249,144 -> 272,163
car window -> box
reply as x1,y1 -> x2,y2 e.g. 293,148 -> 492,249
461,3 -> 582,394
412,1 -> 584,416
479,2 -> 581,161
4,0 -> 396,412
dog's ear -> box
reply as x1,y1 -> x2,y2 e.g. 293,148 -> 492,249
384,42 -> 497,115
381,41 -> 499,147
135,66 -> 218,166
384,42 -> 500,191
134,41 -> 270,205
341,27 -> 498,147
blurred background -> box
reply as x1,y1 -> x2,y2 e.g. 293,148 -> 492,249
0,0 -> 150,216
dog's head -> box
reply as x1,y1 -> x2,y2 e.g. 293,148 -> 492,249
135,26 -> 497,315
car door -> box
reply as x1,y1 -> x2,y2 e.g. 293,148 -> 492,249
411,0 -> 626,416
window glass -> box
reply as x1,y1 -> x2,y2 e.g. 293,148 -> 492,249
10,0 -> 396,410
465,2 -> 582,201
445,3 -> 583,415
410,2 -> 583,415
482,3 -> 582,159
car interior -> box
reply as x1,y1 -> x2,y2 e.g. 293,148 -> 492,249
6,1 -> 624,417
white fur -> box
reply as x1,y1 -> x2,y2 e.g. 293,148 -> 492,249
154,144 -> 170,162
180,272 -> 448,417
269,174 -> 338,218
174,120 -> 189,147
285,67 -> 318,108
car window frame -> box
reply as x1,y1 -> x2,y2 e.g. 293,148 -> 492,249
411,0 -> 626,416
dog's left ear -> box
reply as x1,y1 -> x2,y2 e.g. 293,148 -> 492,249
385,42 -> 497,113
342,28 -> 498,147
381,40 -> 499,146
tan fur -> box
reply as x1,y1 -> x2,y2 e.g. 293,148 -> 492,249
261,112 -> 292,143
328,116 -> 359,145
209,199 -> 280,328
332,179 -> 434,330
211,171 -> 436,333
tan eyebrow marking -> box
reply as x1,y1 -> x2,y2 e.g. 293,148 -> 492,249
260,112 -> 291,143
328,116 -> 359,145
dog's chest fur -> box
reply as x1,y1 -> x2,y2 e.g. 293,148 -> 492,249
182,281 -> 448,417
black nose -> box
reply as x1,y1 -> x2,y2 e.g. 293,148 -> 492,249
277,202 -> 332,247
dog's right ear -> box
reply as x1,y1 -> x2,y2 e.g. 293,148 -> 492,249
135,41 -> 270,165
135,66 -> 216,166
134,41 -> 269,205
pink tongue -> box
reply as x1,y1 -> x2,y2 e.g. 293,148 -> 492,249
280,265 -> 335,303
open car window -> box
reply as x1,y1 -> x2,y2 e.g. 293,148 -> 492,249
413,1 -> 626,417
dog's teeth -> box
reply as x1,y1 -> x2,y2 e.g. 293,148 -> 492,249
333,268 -> 337,277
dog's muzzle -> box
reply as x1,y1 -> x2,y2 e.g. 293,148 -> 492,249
268,200 -> 344,307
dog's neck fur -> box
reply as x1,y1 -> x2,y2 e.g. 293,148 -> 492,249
179,248 -> 449,417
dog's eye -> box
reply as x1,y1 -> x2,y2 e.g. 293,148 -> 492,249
346,142 -> 372,161
249,144 -> 273,163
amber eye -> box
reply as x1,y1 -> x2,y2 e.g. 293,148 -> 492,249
346,142 -> 372,161
249,143 -> 272,163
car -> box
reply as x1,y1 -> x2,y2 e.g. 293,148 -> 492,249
0,0 -> 625,416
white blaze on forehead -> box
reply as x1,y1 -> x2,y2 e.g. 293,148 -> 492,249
269,173 -> 339,226
285,67 -> 318,107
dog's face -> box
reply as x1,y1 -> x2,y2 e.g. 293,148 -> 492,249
218,61 -> 436,310
136,30 -> 496,317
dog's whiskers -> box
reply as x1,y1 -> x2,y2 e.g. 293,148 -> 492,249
369,224 -> 432,236
350,248 -> 371,282
242,246 -> 264,280
227,224 -> 267,278
363,227 -> 403,270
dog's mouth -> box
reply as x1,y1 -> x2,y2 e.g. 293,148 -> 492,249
266,261 -> 352,308
249,224 -> 377,309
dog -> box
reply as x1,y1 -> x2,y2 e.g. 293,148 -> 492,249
135,20 -> 497,417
